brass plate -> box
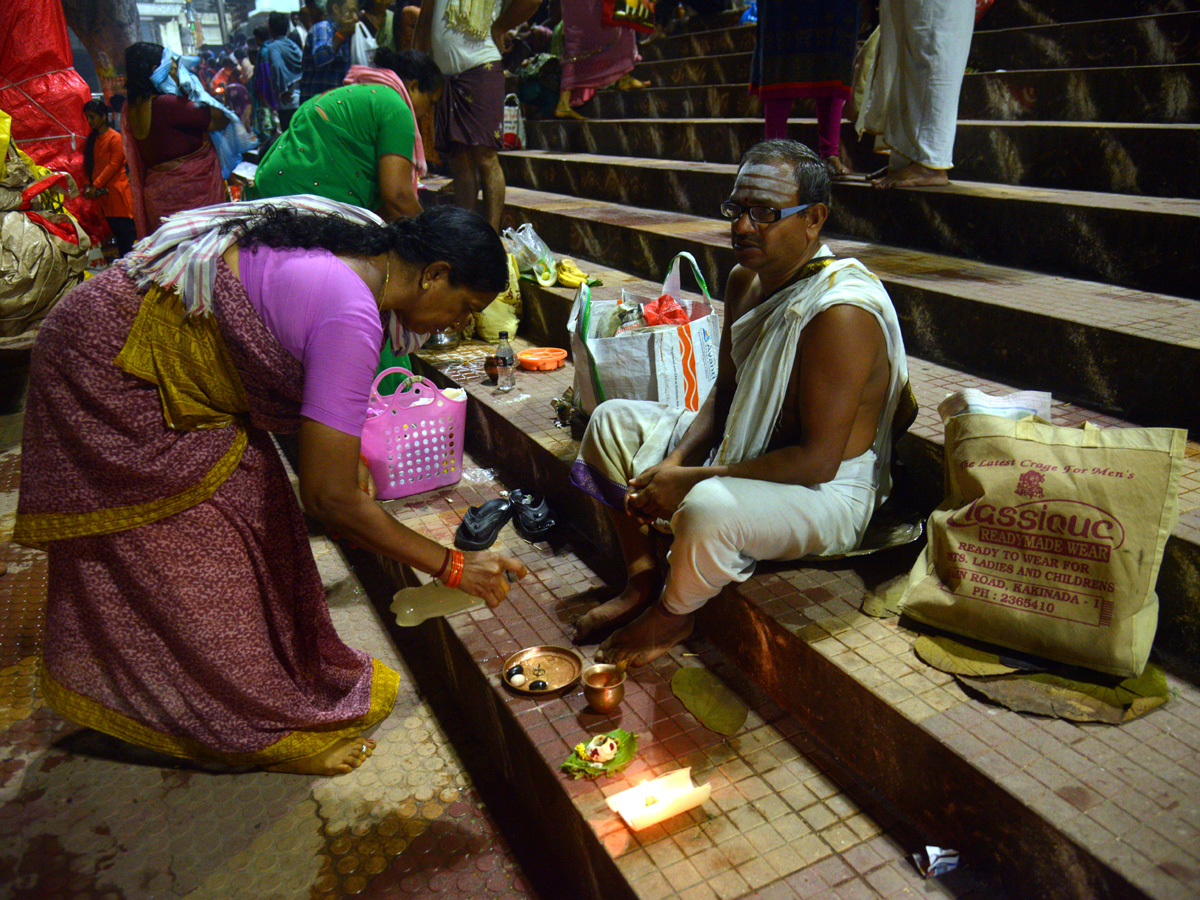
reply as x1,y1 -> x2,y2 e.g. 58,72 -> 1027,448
502,645 -> 584,696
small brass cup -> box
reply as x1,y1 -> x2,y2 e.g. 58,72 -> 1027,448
582,664 -> 626,714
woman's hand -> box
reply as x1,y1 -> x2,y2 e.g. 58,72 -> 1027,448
625,463 -> 707,523
455,551 -> 527,608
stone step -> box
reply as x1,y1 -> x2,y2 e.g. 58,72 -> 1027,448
361,447 -> 1013,900
472,184 -> 1200,436
380,318 -> 1200,900
623,52 -> 1200,125
497,150 -> 1200,301
520,113 -> 1200,200
638,13 -> 1200,72
982,0 -> 1200,29
969,11 -> 1200,71
480,256 -> 1200,672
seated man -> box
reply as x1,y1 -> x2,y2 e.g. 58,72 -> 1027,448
569,139 -> 909,665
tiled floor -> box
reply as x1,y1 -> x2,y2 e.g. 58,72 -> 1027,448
381,449 -> 1004,900
0,417 -> 541,900
413,324 -> 1200,900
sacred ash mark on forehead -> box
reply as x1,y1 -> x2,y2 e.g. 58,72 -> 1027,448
731,161 -> 797,206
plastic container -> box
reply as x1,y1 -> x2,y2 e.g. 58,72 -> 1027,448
517,347 -> 567,371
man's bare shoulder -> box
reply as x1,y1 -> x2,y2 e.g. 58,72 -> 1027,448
723,264 -> 759,320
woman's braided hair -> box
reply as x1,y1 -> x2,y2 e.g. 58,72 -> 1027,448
226,205 -> 508,293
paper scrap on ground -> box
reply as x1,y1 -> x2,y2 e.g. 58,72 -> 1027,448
671,667 -> 748,736
914,634 -> 1169,724
913,846 -> 960,879
561,728 -> 638,780
862,577 -> 908,618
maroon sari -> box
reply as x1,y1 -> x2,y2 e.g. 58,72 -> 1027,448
15,262 -> 398,764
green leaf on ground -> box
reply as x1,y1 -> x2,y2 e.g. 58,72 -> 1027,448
959,665 -> 1169,724
560,728 -> 638,780
671,667 -> 748,736
914,635 -> 1021,677
862,578 -> 907,618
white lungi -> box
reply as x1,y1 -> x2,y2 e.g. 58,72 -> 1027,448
575,398 -> 879,615
856,0 -> 975,170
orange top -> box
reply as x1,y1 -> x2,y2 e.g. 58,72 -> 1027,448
88,127 -> 134,219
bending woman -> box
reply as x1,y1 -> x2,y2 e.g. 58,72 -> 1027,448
253,47 -> 441,222
122,42 -> 231,237
15,197 -> 523,776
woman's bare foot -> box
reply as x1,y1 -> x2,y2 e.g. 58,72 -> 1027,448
616,74 -> 650,90
264,737 -> 375,776
596,605 -> 694,667
873,162 -> 949,189
554,102 -> 587,120
823,156 -> 853,179
572,568 -> 661,645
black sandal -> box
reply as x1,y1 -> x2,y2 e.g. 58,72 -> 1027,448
454,498 -> 513,550
510,489 -> 555,541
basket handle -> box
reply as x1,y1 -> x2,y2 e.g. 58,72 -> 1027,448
368,366 -> 429,408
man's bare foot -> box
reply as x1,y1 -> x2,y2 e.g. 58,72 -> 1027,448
572,569 -> 661,645
554,102 -> 587,120
616,74 -> 650,90
873,162 -> 949,189
264,737 -> 375,776
823,156 -> 852,179
596,605 -> 694,667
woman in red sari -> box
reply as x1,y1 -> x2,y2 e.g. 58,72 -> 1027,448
15,198 -> 523,775
122,42 -> 230,238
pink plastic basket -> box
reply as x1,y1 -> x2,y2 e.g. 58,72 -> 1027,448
360,367 -> 467,499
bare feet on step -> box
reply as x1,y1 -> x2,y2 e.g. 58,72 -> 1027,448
554,102 -> 587,120
872,162 -> 949,189
265,737 -> 376,776
572,568 -> 661,645
823,156 -> 852,179
616,74 -> 650,90
596,605 -> 694,667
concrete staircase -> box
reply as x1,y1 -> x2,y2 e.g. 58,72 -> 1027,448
356,5 -> 1200,900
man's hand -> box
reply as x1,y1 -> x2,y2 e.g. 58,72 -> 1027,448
625,463 -> 706,523
491,24 -> 514,56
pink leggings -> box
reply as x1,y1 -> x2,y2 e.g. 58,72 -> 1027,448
764,96 -> 846,159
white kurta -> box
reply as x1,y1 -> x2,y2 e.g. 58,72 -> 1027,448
856,0 -> 976,170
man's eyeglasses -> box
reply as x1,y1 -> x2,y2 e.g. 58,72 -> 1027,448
719,201 -> 813,224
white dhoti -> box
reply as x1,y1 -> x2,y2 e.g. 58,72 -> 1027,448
856,0 -> 975,170
574,399 -> 880,614
571,247 -> 909,617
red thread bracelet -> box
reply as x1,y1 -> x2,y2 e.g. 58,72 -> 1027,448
434,548 -> 451,580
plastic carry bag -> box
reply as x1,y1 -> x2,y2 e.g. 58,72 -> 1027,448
502,94 -> 525,150
569,251 -> 719,415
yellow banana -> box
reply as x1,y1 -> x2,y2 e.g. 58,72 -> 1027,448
556,258 -> 589,288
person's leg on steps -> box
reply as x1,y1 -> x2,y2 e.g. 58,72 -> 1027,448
449,146 -> 479,215
764,97 -> 791,140
473,145 -> 505,232
816,95 -> 851,176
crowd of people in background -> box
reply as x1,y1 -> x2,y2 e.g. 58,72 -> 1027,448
77,0 -> 975,260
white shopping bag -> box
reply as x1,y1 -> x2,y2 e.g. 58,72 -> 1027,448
568,252 -> 719,415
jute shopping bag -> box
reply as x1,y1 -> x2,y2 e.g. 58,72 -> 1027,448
900,413 -> 1185,677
